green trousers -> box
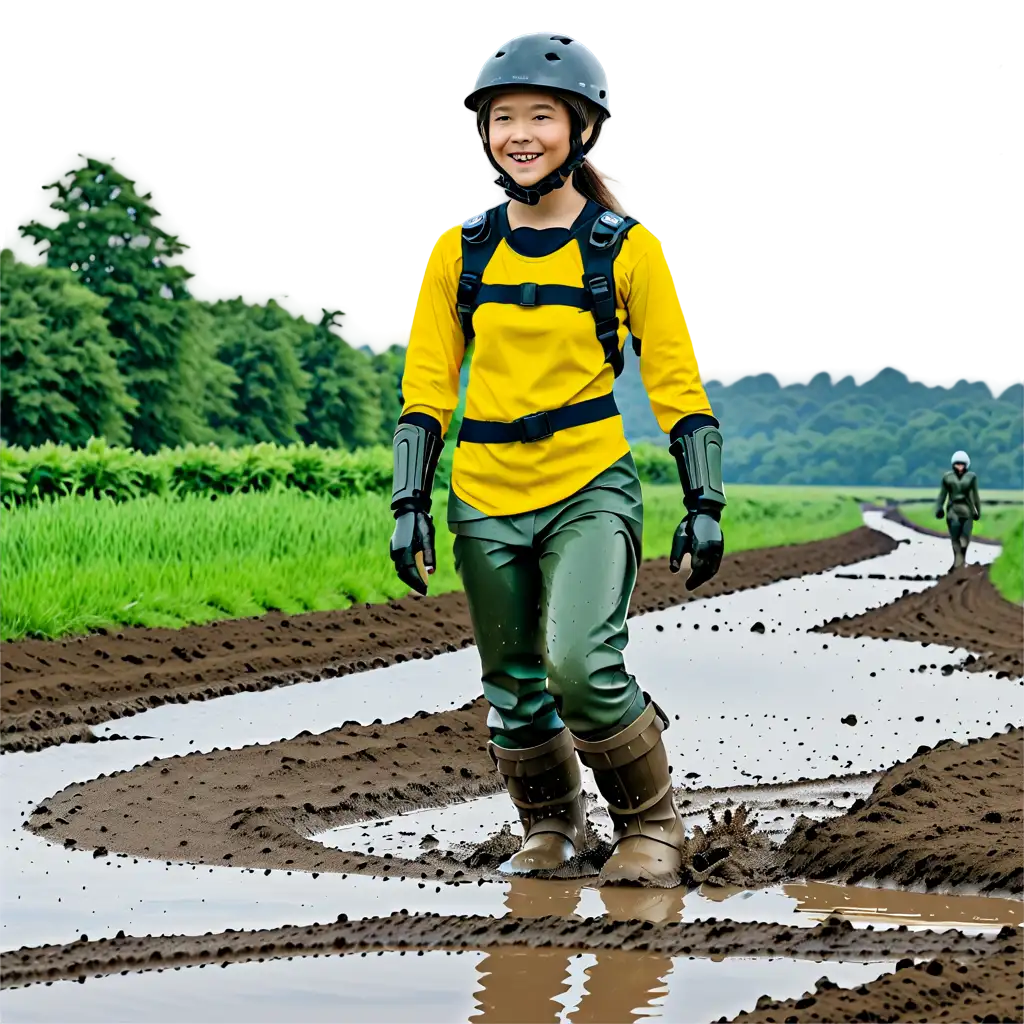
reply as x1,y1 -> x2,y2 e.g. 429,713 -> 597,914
947,512 -> 974,548
449,455 -> 647,748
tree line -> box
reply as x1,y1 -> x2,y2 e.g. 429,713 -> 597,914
615,354 -> 1022,490
2,158 -> 1020,490
2,158 -> 403,453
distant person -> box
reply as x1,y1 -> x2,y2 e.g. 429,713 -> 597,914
387,34 -> 727,886
935,450 -> 981,569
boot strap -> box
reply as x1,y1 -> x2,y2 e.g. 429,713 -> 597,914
506,778 -> 583,812
488,731 -> 576,778
573,702 -> 666,772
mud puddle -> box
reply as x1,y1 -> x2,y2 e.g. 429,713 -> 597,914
2,512 -> 1019,1024
0,948 -> 899,1024
3,514 -> 1019,955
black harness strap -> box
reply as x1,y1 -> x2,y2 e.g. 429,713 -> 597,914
455,204 -> 638,445
456,208 -> 505,343
459,393 -> 620,445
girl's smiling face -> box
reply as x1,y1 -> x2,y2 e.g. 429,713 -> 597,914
487,90 -> 573,187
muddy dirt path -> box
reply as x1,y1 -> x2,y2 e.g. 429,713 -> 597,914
3,914 -> 1017,991
819,563 -> 1023,678
2,527 -> 897,752
3,513 -> 1021,1023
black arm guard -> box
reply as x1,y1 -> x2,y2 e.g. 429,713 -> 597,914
391,422 -> 443,515
669,425 -> 727,518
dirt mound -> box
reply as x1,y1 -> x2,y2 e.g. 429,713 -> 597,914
3,914 -> 1016,992
817,564 -> 1023,677
724,939 -> 1023,1023
25,698 -> 502,884
782,729 -> 1023,894
2,526 -> 897,752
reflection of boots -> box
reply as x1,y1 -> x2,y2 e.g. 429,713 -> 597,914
573,703 -> 685,888
489,729 -> 586,874
596,882 -> 686,924
961,538 -> 971,566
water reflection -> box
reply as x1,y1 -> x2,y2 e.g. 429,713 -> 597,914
471,878 -> 679,1023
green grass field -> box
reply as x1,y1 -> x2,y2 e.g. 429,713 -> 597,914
1,485 -> 864,642
900,502 -> 1023,603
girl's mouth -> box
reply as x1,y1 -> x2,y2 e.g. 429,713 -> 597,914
509,153 -> 542,164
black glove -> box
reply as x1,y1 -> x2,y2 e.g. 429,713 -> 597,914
389,418 -> 443,596
973,511 -> 981,521
934,509 -> 944,520
670,510 -> 724,590
390,509 -> 435,596
668,420 -> 727,590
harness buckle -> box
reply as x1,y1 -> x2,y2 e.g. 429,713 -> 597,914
519,282 -> 538,307
514,411 -> 554,443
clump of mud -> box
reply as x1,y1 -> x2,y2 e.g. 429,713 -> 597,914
684,805 -> 781,888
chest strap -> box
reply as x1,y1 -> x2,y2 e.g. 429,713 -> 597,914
458,393 -> 620,445
457,205 -> 639,376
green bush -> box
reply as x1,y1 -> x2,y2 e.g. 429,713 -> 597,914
0,438 -> 416,507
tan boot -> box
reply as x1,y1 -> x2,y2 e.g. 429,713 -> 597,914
573,702 -> 685,888
489,729 -> 586,874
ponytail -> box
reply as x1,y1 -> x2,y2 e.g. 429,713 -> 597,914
573,160 -> 624,215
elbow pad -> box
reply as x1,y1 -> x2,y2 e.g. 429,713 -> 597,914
391,422 -> 443,515
669,424 -> 726,516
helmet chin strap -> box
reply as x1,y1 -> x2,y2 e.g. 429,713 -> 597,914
484,112 -> 596,206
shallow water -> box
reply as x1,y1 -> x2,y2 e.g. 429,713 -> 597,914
0,949 -> 897,1024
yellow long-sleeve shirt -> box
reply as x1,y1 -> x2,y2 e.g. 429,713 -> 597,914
401,208 -> 714,517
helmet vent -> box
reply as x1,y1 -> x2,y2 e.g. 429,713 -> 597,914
599,90 -> 606,99
551,36 -> 573,44
495,51 -> 505,57
544,52 -> 561,61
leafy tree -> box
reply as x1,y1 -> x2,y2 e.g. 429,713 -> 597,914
295,311 -> 383,449
0,249 -> 135,447
204,299 -> 310,446
19,158 -> 234,451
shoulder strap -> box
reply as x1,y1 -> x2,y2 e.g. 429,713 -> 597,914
457,207 -> 505,342
577,208 -> 639,377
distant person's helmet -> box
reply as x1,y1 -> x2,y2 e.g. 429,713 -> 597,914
465,34 -> 610,206
951,450 -> 970,468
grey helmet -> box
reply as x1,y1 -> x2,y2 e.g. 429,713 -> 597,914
465,34 -> 610,205
951,450 -> 970,469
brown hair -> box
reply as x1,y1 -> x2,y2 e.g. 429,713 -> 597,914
476,93 -> 624,214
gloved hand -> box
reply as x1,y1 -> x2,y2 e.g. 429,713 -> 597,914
934,509 -> 944,520
670,511 -> 724,590
973,511 -> 981,521
390,508 -> 435,596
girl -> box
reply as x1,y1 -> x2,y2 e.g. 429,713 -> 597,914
935,450 -> 981,569
389,34 -> 726,887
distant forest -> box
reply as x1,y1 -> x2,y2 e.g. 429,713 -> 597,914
614,349 -> 1022,489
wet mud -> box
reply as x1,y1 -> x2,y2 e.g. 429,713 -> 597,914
5,515 -> 1023,1022
2,913 -> 1018,992
723,942 -> 1023,1023
817,563 -> 1024,678
781,730 -> 1023,894
2,527 -> 897,752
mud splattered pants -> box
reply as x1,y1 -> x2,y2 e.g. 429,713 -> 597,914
448,455 -> 647,749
